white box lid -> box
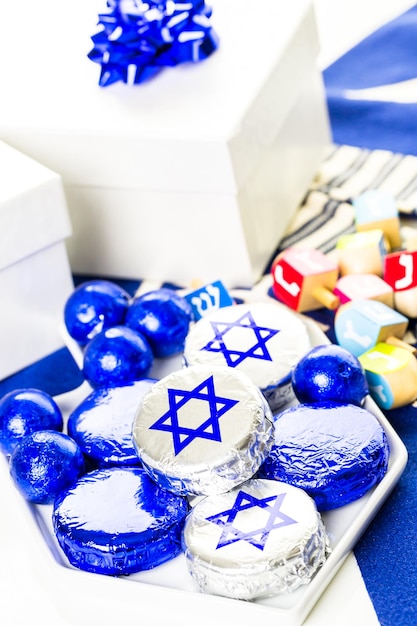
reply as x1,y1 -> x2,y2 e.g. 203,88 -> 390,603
0,141 -> 72,270
0,0 -> 318,194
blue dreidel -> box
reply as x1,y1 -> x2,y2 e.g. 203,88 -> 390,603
184,280 -> 234,321
353,189 -> 401,250
334,299 -> 409,357
359,342 -> 417,410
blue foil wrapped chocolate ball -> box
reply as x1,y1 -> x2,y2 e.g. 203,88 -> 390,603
291,344 -> 369,406
125,288 -> 192,358
83,325 -> 154,388
10,430 -> 85,505
258,402 -> 389,511
0,388 -> 63,456
53,466 -> 189,575
64,280 -> 131,346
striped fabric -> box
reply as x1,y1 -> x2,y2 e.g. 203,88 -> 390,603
273,144 -> 417,259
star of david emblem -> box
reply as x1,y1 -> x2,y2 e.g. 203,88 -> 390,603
149,375 -> 239,455
202,311 -> 280,367
206,490 -> 297,550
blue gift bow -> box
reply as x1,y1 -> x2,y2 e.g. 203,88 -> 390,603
88,0 -> 219,86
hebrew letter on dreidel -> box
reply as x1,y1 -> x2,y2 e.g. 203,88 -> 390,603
343,320 -> 373,349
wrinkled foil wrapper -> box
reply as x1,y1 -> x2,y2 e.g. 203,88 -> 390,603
258,402 -> 390,511
132,365 -> 274,496
182,478 -> 329,600
183,302 -> 312,412
53,466 -> 189,575
67,379 -> 155,467
88,0 -> 219,86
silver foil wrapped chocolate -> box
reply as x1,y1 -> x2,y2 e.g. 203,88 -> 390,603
132,365 -> 274,496
182,478 -> 328,600
183,302 -> 312,411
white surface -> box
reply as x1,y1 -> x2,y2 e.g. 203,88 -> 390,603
0,140 -> 71,270
0,0 -> 315,148
0,242 -> 74,381
0,140 -> 73,379
63,66 -> 329,286
0,296 -> 407,626
0,0 -> 331,287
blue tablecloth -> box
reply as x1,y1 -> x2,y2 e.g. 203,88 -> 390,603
324,4 -> 417,158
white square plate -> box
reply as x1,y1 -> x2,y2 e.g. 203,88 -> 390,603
0,293 -> 407,626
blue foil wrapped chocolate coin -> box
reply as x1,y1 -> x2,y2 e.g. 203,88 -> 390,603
0,388 -> 63,456
53,466 -> 189,575
182,478 -> 328,600
125,288 -> 192,358
258,402 -> 390,511
292,344 -> 369,406
10,430 -> 85,505
67,379 -> 156,467
132,364 -> 274,496
183,302 -> 312,412
83,325 -> 154,388
64,280 -> 131,346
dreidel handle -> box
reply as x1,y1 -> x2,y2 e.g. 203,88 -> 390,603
312,285 -> 340,310
386,335 -> 417,355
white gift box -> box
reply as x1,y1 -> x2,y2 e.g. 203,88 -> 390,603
0,0 -> 330,287
0,141 -> 73,380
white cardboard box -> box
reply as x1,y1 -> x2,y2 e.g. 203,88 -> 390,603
0,0 -> 330,287
0,141 -> 74,380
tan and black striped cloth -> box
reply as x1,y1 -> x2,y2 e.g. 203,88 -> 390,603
275,144 -> 417,257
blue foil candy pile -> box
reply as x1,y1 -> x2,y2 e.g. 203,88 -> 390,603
88,0 -> 219,87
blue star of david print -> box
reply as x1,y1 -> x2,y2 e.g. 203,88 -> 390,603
149,375 -> 239,455
206,490 -> 297,550
202,311 -> 280,367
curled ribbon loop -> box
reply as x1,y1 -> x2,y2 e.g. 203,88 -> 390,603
88,0 -> 219,87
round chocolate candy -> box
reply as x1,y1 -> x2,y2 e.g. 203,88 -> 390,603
292,344 -> 369,406
53,466 -> 189,576
67,379 -> 156,467
83,325 -> 154,388
64,280 -> 130,345
0,388 -> 63,456
125,288 -> 192,357
182,478 -> 328,600
10,430 -> 85,504
258,402 -> 389,511
132,365 -> 274,496
183,302 -> 312,411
